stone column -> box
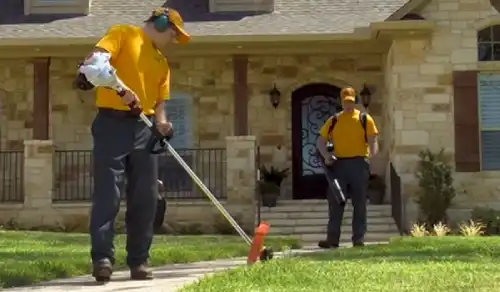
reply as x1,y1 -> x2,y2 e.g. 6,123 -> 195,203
385,39 -> 430,226
225,136 -> 257,231
19,140 -> 55,226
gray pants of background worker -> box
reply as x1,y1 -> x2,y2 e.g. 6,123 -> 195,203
326,157 -> 370,245
89,109 -> 158,268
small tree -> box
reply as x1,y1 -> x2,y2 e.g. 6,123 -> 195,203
415,149 -> 455,227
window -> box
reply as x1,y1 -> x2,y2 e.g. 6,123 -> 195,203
157,93 -> 195,194
478,73 -> 500,170
164,92 -> 194,149
477,25 -> 500,61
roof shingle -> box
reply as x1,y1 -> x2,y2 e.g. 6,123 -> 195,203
0,0 -> 410,40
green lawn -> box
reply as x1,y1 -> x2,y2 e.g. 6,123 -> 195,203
0,230 -> 300,288
182,236 -> 500,292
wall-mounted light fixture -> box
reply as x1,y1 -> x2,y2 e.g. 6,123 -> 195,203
360,83 -> 372,108
269,83 -> 281,108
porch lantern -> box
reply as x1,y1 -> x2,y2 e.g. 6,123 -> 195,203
269,84 -> 281,108
360,83 -> 372,108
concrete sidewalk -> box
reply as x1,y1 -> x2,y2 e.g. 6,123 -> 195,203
1,248 -> 323,292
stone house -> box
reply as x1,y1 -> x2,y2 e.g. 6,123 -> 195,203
0,0 -> 499,231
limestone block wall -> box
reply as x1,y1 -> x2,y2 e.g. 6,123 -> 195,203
169,56 -> 234,148
386,0 -> 500,220
0,60 -> 33,151
247,54 -> 387,175
49,58 -> 95,150
0,60 -> 32,201
49,56 -> 235,150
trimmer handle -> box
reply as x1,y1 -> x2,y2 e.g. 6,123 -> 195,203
120,90 -> 173,154
148,127 -> 173,154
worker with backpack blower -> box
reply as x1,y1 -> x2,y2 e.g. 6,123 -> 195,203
316,87 -> 379,249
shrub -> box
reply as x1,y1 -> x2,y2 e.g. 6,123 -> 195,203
410,223 -> 428,237
432,222 -> 451,236
470,207 -> 500,235
173,223 -> 204,235
415,149 -> 455,227
459,220 -> 485,237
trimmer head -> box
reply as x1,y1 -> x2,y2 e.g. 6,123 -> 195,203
259,246 -> 274,261
247,222 -> 271,265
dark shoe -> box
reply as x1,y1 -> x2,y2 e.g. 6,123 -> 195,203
353,242 -> 365,248
92,259 -> 113,282
130,264 -> 153,280
318,240 -> 339,249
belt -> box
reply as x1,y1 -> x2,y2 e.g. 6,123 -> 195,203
336,156 -> 367,160
97,108 -> 153,119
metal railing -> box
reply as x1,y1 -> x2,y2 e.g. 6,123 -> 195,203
53,148 -> 226,202
53,150 -> 94,202
158,148 -> 226,200
0,151 -> 24,202
390,162 -> 407,235
255,146 -> 262,226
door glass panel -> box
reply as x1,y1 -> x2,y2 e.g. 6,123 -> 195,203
300,95 -> 340,176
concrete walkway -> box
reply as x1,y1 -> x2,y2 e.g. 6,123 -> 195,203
1,248 -> 322,292
2,243 -> 387,292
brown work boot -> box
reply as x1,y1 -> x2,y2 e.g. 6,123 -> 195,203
130,264 -> 153,280
92,259 -> 113,282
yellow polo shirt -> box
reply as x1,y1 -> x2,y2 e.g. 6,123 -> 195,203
319,109 -> 378,158
94,24 -> 170,115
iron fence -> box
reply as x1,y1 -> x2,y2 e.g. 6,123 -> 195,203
0,151 -> 24,202
158,148 -> 226,199
53,148 -> 226,202
53,150 -> 94,202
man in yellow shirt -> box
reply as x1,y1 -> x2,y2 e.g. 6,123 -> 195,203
316,87 -> 379,249
80,8 -> 190,282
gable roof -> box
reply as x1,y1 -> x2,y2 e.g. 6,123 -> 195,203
0,0 -> 412,42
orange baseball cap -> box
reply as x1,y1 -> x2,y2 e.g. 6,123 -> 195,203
343,95 -> 355,102
150,7 -> 191,44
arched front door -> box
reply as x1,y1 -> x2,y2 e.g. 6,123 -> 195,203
291,83 -> 342,200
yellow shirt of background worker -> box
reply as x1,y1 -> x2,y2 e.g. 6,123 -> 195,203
319,94 -> 378,158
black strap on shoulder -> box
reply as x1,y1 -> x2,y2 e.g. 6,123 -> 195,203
327,112 -> 368,142
360,112 -> 368,143
327,114 -> 339,135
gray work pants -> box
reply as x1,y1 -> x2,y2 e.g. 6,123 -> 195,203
326,157 -> 370,245
89,110 -> 158,268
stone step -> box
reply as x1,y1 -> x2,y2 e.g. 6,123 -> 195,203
270,224 -> 398,235
298,232 -> 400,244
276,200 -> 390,209
260,210 -> 392,220
260,205 -> 391,214
263,217 -> 394,226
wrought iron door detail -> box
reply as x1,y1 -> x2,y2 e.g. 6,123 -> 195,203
300,95 -> 341,176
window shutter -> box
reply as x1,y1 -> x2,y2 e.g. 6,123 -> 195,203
453,70 -> 480,172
